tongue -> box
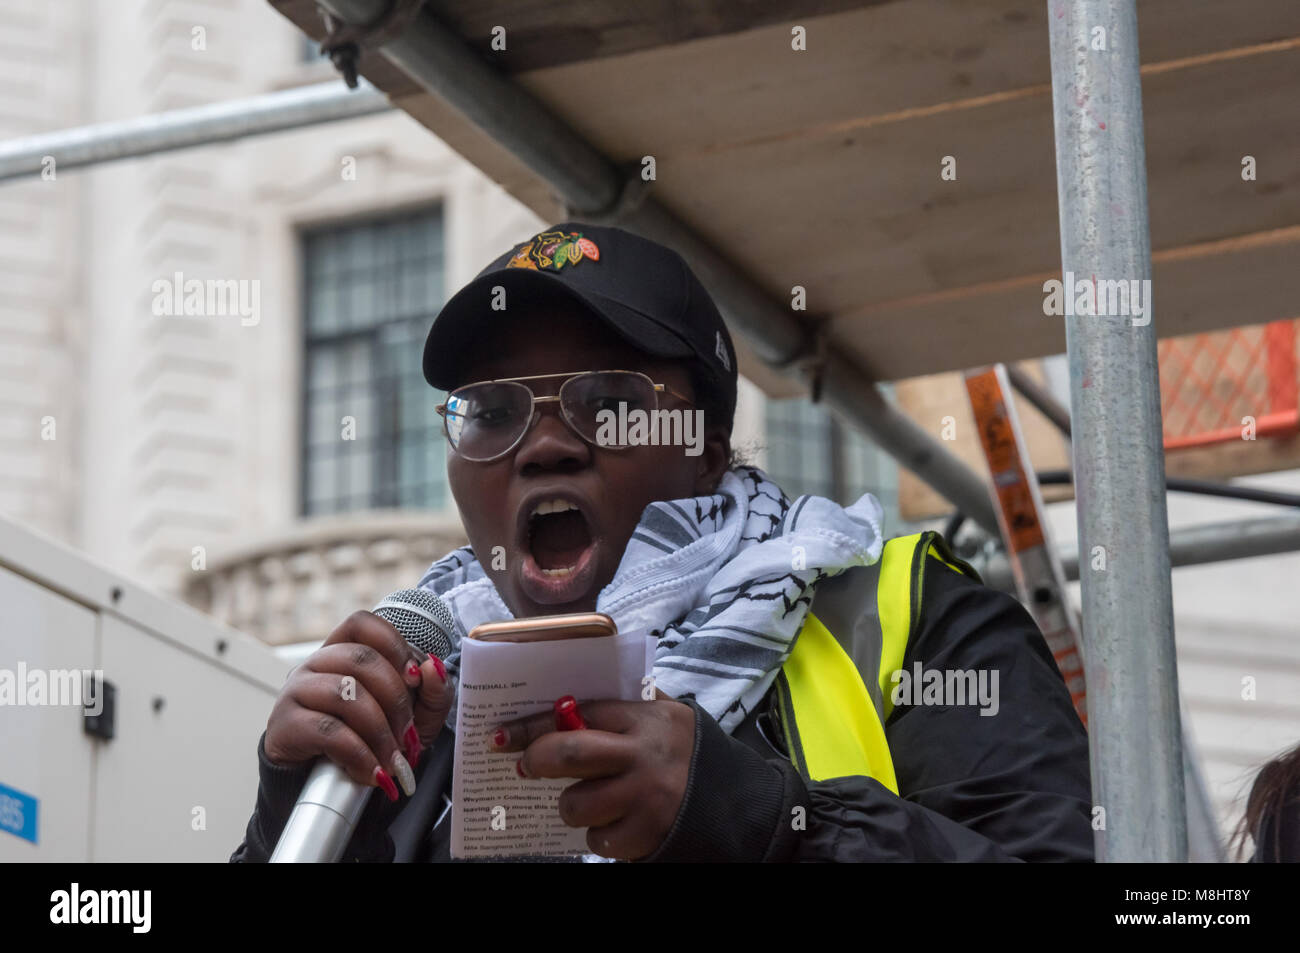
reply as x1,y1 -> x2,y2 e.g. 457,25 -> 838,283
530,510 -> 592,570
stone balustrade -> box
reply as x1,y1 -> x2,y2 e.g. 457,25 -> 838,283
183,510 -> 467,646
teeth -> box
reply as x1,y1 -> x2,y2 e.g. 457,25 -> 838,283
531,499 -> 579,519
527,500 -> 584,578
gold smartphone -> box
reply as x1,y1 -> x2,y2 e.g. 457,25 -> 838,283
466,612 -> 617,643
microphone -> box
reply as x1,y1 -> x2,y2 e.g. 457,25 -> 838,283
269,589 -> 456,863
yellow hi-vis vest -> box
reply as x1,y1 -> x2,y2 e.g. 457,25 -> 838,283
770,531 -> 981,794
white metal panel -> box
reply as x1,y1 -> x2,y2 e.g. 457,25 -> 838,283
0,565 -> 97,861
0,517 -> 286,691
91,614 -> 279,861
1,515 -> 291,861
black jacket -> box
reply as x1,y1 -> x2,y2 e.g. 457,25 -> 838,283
231,553 -> 1095,862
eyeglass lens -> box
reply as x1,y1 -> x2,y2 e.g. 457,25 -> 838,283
444,372 -> 657,460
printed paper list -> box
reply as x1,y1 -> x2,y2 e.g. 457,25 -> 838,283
451,631 -> 653,858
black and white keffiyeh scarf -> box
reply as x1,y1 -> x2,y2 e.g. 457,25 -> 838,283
416,465 -> 884,734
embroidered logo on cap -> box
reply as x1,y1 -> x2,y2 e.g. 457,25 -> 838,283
506,231 -> 600,272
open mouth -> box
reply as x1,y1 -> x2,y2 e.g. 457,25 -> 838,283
527,500 -> 593,575
517,496 -> 601,605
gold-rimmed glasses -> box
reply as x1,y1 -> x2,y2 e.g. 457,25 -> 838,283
435,370 -> 694,462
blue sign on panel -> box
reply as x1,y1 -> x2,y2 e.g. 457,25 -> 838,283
0,782 -> 38,844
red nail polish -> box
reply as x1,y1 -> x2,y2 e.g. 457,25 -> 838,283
404,722 -> 422,764
431,655 -> 446,683
406,661 -> 421,680
374,767 -> 400,802
515,759 -> 528,778
493,729 -> 507,748
555,695 -> 587,731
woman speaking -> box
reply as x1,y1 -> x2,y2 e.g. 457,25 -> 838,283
232,224 -> 1093,863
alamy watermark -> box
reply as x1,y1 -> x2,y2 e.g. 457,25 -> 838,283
1042,271 -> 1151,327
890,663 -> 1000,716
151,271 -> 260,326
50,883 -> 151,933
595,402 -> 705,457
0,664 -> 105,716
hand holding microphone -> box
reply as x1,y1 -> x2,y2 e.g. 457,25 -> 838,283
266,590 -> 457,862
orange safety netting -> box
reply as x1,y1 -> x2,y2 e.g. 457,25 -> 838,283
1159,319 -> 1300,451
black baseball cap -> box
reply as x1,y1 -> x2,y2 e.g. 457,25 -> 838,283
422,222 -> 738,431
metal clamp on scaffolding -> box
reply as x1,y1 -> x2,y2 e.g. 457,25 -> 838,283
768,316 -> 831,403
561,160 -> 653,225
318,0 -> 426,88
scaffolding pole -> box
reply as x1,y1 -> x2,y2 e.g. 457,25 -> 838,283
1183,707 -> 1227,862
0,81 -> 390,182
981,513 -> 1300,589
311,0 -> 1002,537
1048,1 -> 1185,861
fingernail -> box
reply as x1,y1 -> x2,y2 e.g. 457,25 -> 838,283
515,758 -> 528,778
404,721 -> 421,765
431,655 -> 446,683
492,728 -> 507,749
391,751 -> 417,797
555,695 -> 587,731
374,766 -> 400,802
406,660 -> 421,681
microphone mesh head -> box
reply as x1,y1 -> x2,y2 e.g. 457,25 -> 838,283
372,589 -> 456,660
